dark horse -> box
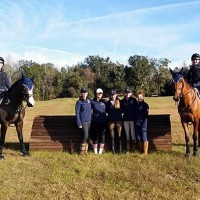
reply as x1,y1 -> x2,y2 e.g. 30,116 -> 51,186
170,68 -> 200,157
0,74 -> 35,160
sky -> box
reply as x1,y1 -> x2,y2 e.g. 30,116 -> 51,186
0,0 -> 200,69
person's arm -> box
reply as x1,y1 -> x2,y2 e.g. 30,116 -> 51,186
3,72 -> 11,89
75,101 -> 82,128
187,68 -> 192,85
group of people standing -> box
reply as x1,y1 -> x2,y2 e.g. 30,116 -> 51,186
75,87 -> 149,156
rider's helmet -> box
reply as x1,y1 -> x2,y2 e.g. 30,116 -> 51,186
191,53 -> 200,61
0,57 -> 4,65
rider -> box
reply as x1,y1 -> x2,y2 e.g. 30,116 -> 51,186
187,53 -> 200,91
187,53 -> 200,145
0,57 -> 11,104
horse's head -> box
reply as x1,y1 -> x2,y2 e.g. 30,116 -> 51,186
21,74 -> 35,107
170,68 -> 185,102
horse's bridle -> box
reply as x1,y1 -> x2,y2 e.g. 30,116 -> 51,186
173,77 -> 197,113
173,78 -> 192,100
19,84 -> 33,109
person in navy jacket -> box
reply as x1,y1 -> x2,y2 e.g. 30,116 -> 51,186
0,57 -> 11,105
134,90 -> 149,155
121,88 -> 136,153
75,88 -> 92,155
91,88 -> 107,154
106,89 -> 123,154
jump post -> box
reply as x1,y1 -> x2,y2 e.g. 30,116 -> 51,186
29,114 -> 172,152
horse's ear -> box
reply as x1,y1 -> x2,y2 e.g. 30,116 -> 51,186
169,68 -> 173,75
31,75 -> 35,82
179,67 -> 184,75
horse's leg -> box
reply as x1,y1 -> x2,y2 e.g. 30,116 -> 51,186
181,121 -> 190,157
0,123 -> 8,160
193,120 -> 199,156
15,121 -> 29,157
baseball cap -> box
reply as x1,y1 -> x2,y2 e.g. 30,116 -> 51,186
96,88 -> 103,94
124,88 -> 131,93
109,89 -> 117,95
80,88 -> 88,93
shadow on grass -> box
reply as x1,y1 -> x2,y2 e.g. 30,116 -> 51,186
4,142 -> 29,151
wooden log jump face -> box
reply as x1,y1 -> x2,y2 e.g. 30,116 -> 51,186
29,114 -> 172,152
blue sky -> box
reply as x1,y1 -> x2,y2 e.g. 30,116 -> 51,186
0,0 -> 200,69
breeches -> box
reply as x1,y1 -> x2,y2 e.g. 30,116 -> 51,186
81,121 -> 91,143
92,122 -> 106,144
123,121 -> 135,140
135,119 -> 148,142
108,121 -> 122,138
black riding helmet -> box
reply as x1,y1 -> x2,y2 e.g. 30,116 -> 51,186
191,53 -> 200,61
0,57 -> 4,64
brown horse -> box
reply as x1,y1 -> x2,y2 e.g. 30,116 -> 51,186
170,68 -> 200,157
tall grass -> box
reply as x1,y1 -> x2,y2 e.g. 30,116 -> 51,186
1,97 -> 200,200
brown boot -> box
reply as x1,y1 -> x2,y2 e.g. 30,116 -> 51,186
80,143 -> 86,155
137,142 -> 143,153
126,140 -> 131,154
143,141 -> 148,155
85,143 -> 89,155
131,140 -> 136,152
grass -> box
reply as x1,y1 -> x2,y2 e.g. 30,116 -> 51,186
1,97 -> 200,200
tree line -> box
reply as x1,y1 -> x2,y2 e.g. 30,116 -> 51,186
4,55 -> 188,101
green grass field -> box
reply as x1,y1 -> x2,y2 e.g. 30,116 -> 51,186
1,97 -> 200,200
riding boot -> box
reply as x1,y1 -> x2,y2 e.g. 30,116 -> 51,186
131,140 -> 136,152
118,137 -> 122,154
143,141 -> 149,155
93,144 -> 98,154
85,143 -> 89,155
111,138 -> 115,154
80,143 -> 86,155
137,142 -> 143,153
126,140 -> 131,154
99,143 -> 104,154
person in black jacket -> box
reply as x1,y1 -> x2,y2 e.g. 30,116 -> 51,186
106,89 -> 122,154
91,88 -> 107,154
75,88 -> 92,155
134,90 -> 149,155
187,53 -> 200,91
121,88 -> 136,153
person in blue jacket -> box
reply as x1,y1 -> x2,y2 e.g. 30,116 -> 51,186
91,88 -> 107,154
106,89 -> 123,154
134,90 -> 149,155
75,88 -> 92,155
121,88 -> 136,153
0,57 -> 11,104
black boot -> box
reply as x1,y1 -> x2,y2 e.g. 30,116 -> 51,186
118,137 -> 122,154
111,138 -> 115,154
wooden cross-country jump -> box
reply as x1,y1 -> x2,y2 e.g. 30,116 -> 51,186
29,114 -> 172,153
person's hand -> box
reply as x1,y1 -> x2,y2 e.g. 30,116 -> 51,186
78,125 -> 82,128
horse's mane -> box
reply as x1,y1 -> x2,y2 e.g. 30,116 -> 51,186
8,78 -> 22,92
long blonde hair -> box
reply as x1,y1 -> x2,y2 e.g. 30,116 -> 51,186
114,97 -> 120,109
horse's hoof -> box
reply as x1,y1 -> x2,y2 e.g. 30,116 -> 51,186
185,153 -> 190,158
0,156 -> 5,160
193,152 -> 198,157
23,153 -> 30,157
